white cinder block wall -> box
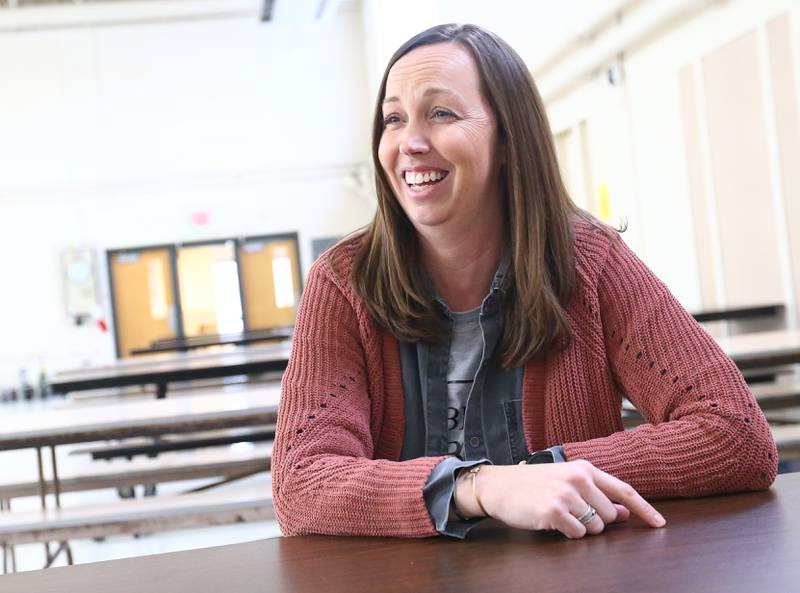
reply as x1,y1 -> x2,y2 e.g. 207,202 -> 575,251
544,0 -> 800,325
1,0 -> 797,386
0,8 -> 374,384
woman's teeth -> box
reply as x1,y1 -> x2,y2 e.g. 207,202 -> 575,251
404,170 -> 447,185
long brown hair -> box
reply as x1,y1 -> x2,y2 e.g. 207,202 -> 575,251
352,23 -> 594,368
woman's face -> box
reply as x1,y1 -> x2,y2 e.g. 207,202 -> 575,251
378,42 -> 503,237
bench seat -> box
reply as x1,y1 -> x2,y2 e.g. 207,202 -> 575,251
771,424 -> 800,453
0,484 -> 273,546
0,444 -> 272,501
749,382 -> 800,410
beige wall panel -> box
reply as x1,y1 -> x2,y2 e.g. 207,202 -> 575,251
701,31 -> 784,307
554,129 -> 575,202
766,13 -> 800,322
678,65 -> 718,309
578,121 -> 595,215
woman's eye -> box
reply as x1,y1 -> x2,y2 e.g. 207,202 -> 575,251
432,109 -> 455,119
383,114 -> 401,127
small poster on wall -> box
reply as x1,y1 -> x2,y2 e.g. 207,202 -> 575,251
62,248 -> 100,324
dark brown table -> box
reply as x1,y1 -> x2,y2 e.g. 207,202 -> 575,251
3,471 -> 800,593
0,387 -> 280,452
691,303 -> 784,324
0,386 -> 281,570
718,329 -> 800,370
130,327 -> 294,356
50,343 -> 292,399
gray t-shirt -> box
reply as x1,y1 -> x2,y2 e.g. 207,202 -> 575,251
446,307 -> 483,459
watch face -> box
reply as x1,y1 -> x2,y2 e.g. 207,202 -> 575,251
526,450 -> 555,464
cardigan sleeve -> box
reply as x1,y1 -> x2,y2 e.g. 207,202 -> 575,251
562,234 -> 778,498
271,258 -> 448,537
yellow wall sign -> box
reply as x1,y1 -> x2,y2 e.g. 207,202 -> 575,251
597,183 -> 612,222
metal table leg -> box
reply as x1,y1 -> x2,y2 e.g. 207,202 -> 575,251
1,499 -> 7,575
0,498 -> 14,574
35,447 -> 52,564
50,446 -> 74,565
35,446 -> 75,568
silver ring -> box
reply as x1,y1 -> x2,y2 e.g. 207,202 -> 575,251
576,505 -> 597,525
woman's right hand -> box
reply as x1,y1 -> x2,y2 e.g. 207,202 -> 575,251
454,460 -> 666,538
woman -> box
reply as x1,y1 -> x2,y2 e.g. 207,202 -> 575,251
272,24 -> 777,539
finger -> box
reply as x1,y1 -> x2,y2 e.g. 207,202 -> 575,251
568,497 -> 605,536
611,504 -> 630,523
592,470 -> 666,528
553,508 -> 588,539
578,481 -> 619,526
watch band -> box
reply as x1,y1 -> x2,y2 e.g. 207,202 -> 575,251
521,449 -> 556,465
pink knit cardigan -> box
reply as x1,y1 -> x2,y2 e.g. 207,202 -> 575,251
273,221 -> 778,537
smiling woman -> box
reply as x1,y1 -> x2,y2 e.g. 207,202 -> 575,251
379,44 -> 501,232
272,24 -> 777,540
359,29 -> 578,359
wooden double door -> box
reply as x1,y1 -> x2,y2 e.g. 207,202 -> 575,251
108,235 -> 301,358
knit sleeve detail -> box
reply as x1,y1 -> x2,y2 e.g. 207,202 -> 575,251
562,234 -> 778,498
272,256 -> 447,537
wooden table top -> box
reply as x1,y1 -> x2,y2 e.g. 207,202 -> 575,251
691,302 -> 784,323
3,471 -> 799,593
50,342 -> 292,395
56,341 -> 291,373
718,328 -> 800,369
0,385 -> 281,451
130,327 -> 294,356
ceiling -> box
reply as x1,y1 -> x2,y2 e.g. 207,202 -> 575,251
433,0 -> 639,71
0,0 -> 638,71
